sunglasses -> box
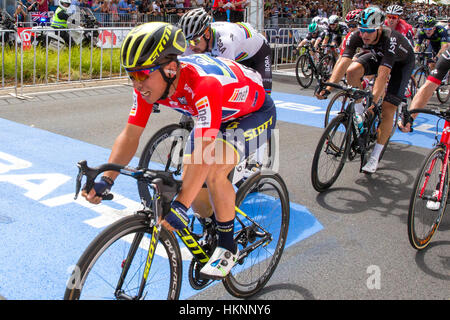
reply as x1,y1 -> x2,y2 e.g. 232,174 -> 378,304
387,15 -> 399,20
423,27 -> 434,31
348,24 -> 357,28
126,65 -> 161,82
359,28 -> 377,34
189,36 -> 203,46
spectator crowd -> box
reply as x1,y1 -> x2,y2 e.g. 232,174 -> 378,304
265,0 -> 450,26
9,0 -> 450,28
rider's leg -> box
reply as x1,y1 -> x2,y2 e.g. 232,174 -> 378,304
346,61 -> 366,115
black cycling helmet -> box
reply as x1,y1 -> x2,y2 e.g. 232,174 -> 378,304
423,16 -> 437,28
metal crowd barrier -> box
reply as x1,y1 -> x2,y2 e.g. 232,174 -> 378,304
0,26 -> 307,95
0,26 -> 133,97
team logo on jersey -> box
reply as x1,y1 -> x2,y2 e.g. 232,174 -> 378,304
195,96 -> 212,128
229,86 -> 249,103
129,91 -> 138,116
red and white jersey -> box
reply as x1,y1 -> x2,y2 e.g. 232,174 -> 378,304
385,18 -> 414,46
128,54 -> 266,139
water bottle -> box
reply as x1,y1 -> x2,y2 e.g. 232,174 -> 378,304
353,113 -> 365,135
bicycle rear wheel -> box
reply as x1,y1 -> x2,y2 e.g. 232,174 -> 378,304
295,53 -> 314,88
64,214 -> 183,300
223,172 -> 290,298
311,113 -> 351,192
408,145 -> 448,250
138,123 -> 189,202
436,79 -> 450,103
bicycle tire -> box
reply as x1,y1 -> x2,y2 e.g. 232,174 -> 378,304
222,171 -> 290,298
413,66 -> 429,89
64,214 -> 183,300
324,90 -> 348,128
138,123 -> 189,203
408,145 -> 448,250
311,113 -> 351,192
318,54 -> 336,81
295,53 -> 314,88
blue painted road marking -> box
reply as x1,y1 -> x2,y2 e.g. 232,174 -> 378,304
271,91 -> 443,149
0,116 -> 322,300
0,90 -> 439,299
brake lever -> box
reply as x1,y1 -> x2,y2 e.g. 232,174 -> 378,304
74,164 -> 84,200
74,160 -> 114,201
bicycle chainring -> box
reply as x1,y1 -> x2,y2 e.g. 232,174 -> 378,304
188,259 -> 213,290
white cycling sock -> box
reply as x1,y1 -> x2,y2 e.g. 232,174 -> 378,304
354,102 -> 365,116
371,143 -> 384,161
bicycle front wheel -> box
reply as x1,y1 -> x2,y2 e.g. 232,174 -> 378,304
311,113 -> 351,192
223,172 -> 290,298
64,214 -> 183,300
408,145 -> 448,250
295,53 -> 314,88
324,90 -> 348,128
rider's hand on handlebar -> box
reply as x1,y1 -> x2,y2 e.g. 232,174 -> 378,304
81,176 -> 114,204
314,84 -> 330,100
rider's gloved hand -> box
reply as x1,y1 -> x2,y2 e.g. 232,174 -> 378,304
93,176 -> 114,198
164,200 -> 190,231
82,176 -> 114,204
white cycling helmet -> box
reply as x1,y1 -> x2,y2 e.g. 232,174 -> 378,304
312,16 -> 321,24
59,0 -> 71,10
178,8 -> 212,41
328,15 -> 340,24
386,5 -> 403,16
59,0 -> 72,10
359,7 -> 385,29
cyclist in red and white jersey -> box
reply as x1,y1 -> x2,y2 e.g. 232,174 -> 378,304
82,22 -> 276,280
339,9 -> 362,57
384,5 -> 414,46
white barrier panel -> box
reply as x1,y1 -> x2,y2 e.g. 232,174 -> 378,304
96,27 -> 131,49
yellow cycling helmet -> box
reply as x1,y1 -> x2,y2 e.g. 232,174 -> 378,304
121,22 -> 187,69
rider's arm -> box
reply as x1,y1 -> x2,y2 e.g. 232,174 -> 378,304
409,80 -> 439,120
372,65 -> 391,104
104,123 -> 145,181
437,42 -> 449,57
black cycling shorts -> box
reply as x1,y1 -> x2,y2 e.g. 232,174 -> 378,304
355,52 -> 415,106
184,93 -> 276,163
428,48 -> 450,85
239,41 -> 273,95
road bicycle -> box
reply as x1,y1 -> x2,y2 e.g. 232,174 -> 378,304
323,76 -> 417,128
407,107 -> 450,250
295,43 -> 336,89
413,51 -> 449,104
311,81 -> 398,192
64,160 -> 290,299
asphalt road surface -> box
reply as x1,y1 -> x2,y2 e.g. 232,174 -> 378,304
0,76 -> 448,300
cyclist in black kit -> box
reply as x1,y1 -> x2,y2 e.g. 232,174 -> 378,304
316,6 -> 415,173
322,14 -> 348,52
399,47 -> 450,132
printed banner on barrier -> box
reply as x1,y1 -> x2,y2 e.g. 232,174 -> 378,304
96,28 -> 129,49
17,27 -> 35,50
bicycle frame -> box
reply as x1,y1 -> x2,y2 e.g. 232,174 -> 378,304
121,182 -> 273,299
419,119 -> 450,204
